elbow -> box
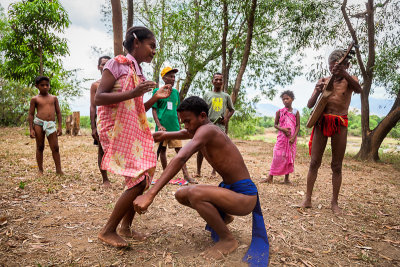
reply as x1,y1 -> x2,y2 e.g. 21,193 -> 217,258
94,95 -> 101,106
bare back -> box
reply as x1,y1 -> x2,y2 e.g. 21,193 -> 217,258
33,94 -> 58,121
196,124 -> 250,184
323,76 -> 358,116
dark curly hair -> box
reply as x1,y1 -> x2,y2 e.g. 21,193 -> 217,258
98,56 -> 111,66
35,76 -> 50,85
177,96 -> 209,117
280,90 -> 295,100
123,26 -> 154,53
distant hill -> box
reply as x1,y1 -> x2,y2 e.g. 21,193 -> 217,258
255,103 -> 281,117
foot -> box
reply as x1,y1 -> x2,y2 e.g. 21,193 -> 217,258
224,214 -> 234,225
331,202 -> 342,215
56,171 -> 64,176
102,180 -> 112,188
283,179 -> 292,185
37,170 -> 44,177
299,198 -> 312,209
117,228 -> 148,241
186,177 -> 198,184
202,237 -> 239,260
98,229 -> 128,247
260,177 -> 273,183
210,171 -> 217,178
194,173 -> 201,178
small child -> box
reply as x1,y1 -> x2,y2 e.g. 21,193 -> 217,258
28,76 -> 63,175
261,90 -> 300,184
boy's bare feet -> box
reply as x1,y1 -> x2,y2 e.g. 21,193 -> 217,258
98,229 -> 128,247
117,228 -> 148,241
202,237 -> 238,260
299,198 -> 312,209
331,202 -> 342,215
224,214 -> 234,225
186,177 -> 198,184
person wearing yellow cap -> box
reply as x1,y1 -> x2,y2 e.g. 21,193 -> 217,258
152,67 -> 197,184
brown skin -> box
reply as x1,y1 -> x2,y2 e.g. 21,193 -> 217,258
300,61 -> 362,215
151,71 -> 195,183
28,80 -> 63,175
96,36 -> 172,248
261,94 -> 300,184
196,74 -> 235,177
90,58 -> 110,187
133,111 -> 256,259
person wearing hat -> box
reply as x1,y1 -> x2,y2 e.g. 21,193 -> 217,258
152,67 -> 197,184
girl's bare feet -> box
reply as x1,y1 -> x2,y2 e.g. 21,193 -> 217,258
331,202 -> 342,215
98,229 -> 128,247
117,228 -> 148,241
299,198 -> 312,208
260,176 -> 273,183
102,180 -> 112,188
202,237 -> 239,260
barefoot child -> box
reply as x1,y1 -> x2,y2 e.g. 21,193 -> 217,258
134,96 -> 269,265
300,49 -> 362,214
261,90 -> 300,184
90,55 -> 111,187
28,76 -> 63,175
94,26 -> 172,247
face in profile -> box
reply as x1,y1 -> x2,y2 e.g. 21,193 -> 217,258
135,36 -> 156,63
98,58 -> 109,74
36,80 -> 50,95
179,110 -> 206,135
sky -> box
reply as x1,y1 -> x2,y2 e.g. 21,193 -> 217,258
1,0 -> 391,116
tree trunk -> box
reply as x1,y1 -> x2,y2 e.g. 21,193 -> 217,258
127,0 -> 134,31
221,0 -> 229,92
72,111 -> 80,136
111,0 -> 123,56
65,115 -> 72,135
230,0 -> 257,104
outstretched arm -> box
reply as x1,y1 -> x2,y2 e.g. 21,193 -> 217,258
153,129 -> 192,142
144,85 -> 172,111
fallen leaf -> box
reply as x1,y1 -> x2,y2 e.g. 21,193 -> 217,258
66,242 -> 72,248
33,234 -> 44,239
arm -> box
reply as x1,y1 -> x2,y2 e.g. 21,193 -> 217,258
307,78 -> 325,108
290,111 -> 301,144
90,82 -> 99,140
94,69 -> 156,106
153,129 -> 192,142
54,97 -> 62,136
332,64 -> 362,93
222,95 -> 235,124
274,110 -> 291,137
28,98 -> 36,138
346,75 -> 362,94
144,85 -> 172,112
152,108 -> 166,131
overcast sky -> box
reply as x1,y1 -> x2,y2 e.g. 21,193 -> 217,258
1,0 -> 390,116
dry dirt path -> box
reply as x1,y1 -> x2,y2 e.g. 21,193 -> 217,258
0,128 -> 399,266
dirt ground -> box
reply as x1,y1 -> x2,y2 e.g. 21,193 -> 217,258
0,127 -> 399,267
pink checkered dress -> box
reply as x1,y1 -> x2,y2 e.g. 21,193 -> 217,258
97,55 -> 156,189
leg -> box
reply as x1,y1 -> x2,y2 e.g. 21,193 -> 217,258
300,127 -> 328,208
98,179 -> 146,247
330,126 -> 347,215
210,168 -> 217,178
260,175 -> 273,183
47,132 -> 63,174
98,144 -> 110,187
195,151 -> 203,177
284,174 -> 291,184
159,146 -> 167,170
175,148 -> 197,184
175,185 -> 257,259
34,125 -> 45,175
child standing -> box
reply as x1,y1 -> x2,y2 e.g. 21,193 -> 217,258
28,76 -> 63,175
94,26 -> 171,247
261,90 -> 300,184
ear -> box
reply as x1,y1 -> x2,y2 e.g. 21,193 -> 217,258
200,111 -> 208,120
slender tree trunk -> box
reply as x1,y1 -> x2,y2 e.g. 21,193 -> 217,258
111,0 -> 123,56
221,0 -> 229,92
230,0 -> 257,104
127,0 -> 134,30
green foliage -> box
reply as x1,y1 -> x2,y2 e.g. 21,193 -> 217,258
80,116 -> 91,129
299,107 -> 312,137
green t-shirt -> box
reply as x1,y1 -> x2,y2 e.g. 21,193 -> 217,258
152,88 -> 180,132
203,91 -> 234,122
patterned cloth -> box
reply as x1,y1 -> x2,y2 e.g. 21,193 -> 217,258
33,117 -> 57,136
269,108 -> 297,176
97,55 -> 156,189
205,179 -> 269,266
309,114 -> 348,155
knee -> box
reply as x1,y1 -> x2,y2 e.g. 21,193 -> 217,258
309,159 -> 321,170
37,144 -> 45,152
51,145 -> 60,153
175,187 -> 189,204
331,162 -> 342,174
186,186 -> 204,205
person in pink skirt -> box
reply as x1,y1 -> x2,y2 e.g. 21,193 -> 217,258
261,90 -> 300,184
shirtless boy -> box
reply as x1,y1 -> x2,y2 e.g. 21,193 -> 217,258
300,49 -> 362,214
28,76 -> 63,175
90,56 -> 111,187
133,96 -> 269,265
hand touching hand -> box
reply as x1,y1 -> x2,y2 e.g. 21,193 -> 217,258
155,84 -> 172,99
132,81 -> 157,98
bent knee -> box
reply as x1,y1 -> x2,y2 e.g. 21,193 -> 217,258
186,186 -> 205,205
175,187 -> 190,203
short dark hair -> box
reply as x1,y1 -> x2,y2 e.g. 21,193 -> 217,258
98,56 -> 111,66
35,76 -> 50,85
213,72 -> 223,79
123,26 -> 155,53
280,90 -> 295,100
177,96 -> 209,117
328,49 -> 349,64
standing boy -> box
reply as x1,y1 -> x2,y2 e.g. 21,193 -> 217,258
196,73 -> 235,177
28,76 -> 63,175
134,96 -> 269,265
90,55 -> 111,187
300,49 -> 362,214
152,67 -> 196,184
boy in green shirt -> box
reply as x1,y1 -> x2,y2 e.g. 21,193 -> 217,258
152,67 -> 196,183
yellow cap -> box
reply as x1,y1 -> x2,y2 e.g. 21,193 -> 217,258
161,67 -> 178,77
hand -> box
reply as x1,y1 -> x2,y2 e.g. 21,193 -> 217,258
331,63 -> 347,77
315,79 -> 326,93
153,131 -> 165,142
221,116 -> 229,125
91,128 -> 99,142
57,128 -> 62,136
155,84 -> 172,99
158,125 -> 166,131
132,81 -> 157,98
30,129 -> 35,138
282,128 -> 291,137
133,194 -> 154,214
289,136 -> 296,144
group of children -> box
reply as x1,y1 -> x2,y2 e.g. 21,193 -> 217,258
28,25 -> 361,265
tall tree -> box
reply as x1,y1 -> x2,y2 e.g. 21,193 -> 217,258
111,0 -> 123,56
127,0 -> 134,30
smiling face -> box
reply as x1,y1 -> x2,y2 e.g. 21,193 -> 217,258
212,74 -> 223,91
36,80 -> 50,95
281,94 -> 293,109
162,72 -> 176,86
178,110 -> 208,135
132,36 -> 156,64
